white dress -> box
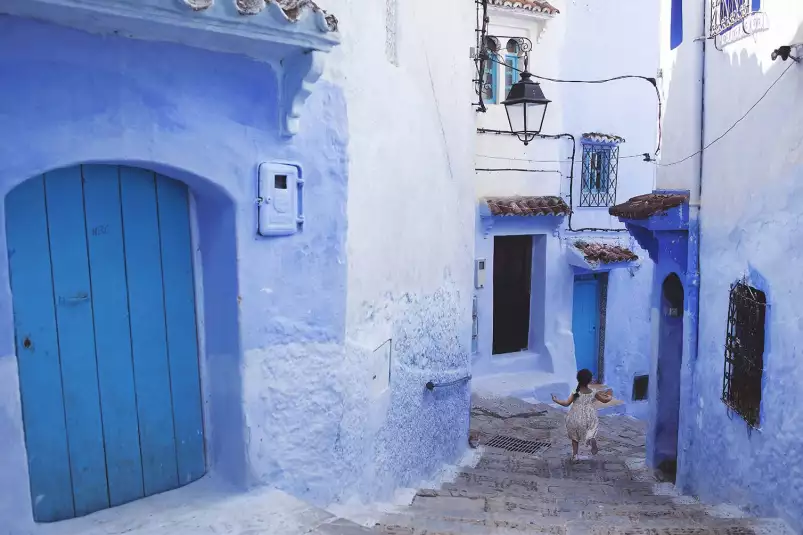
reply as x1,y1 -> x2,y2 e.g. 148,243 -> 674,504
565,390 -> 599,443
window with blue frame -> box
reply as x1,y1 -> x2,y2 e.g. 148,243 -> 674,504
504,39 -> 520,101
670,0 -> 683,50
710,0 -> 761,36
580,139 -> 620,207
482,60 -> 497,104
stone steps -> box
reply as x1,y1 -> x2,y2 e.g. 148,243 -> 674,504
375,510 -> 794,535
370,395 -> 793,535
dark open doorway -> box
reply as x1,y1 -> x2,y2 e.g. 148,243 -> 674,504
493,235 -> 533,355
655,272 -> 684,483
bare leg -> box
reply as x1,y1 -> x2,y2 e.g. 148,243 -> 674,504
590,439 -> 599,455
571,440 -> 579,460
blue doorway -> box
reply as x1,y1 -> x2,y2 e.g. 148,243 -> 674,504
572,274 -> 601,378
655,273 -> 684,482
6,165 -> 206,522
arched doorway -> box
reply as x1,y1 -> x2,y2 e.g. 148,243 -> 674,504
655,272 -> 684,482
6,164 -> 205,522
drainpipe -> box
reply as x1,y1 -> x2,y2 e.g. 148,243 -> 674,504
680,0 -> 706,492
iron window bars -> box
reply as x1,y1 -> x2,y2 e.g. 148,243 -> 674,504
722,281 -> 767,428
580,142 -> 619,207
710,0 -> 757,37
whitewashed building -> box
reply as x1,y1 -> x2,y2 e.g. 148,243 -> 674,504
0,0 -> 477,530
612,0 -> 803,529
472,0 -> 659,412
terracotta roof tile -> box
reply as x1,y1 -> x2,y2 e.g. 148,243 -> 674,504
229,0 -> 338,31
574,241 -> 638,264
485,196 -> 570,217
582,132 -> 626,144
489,0 -> 560,15
609,192 -> 689,220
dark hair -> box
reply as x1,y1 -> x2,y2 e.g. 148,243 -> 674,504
573,369 -> 594,400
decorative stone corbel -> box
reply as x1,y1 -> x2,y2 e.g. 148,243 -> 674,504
281,50 -> 326,137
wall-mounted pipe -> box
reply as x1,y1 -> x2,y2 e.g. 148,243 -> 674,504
426,375 -> 472,391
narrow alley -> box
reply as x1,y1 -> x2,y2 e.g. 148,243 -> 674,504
372,395 -> 793,534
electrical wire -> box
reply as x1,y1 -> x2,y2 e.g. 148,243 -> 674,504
486,55 -> 663,156
476,153 -> 649,163
659,61 -> 796,167
475,168 -> 562,173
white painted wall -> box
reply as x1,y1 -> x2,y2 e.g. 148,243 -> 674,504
658,0 -> 803,528
473,0 -> 657,406
475,7 -> 564,197
320,0 -> 478,503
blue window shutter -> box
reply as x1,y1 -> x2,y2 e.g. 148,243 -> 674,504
483,60 -> 496,104
752,0 -> 760,11
670,0 -> 683,50
600,149 -> 611,192
504,55 -> 518,100
582,150 -> 591,193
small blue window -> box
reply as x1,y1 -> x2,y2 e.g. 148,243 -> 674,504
482,36 -> 499,104
580,141 -> 620,207
504,39 -> 521,100
483,60 -> 496,104
670,0 -> 683,50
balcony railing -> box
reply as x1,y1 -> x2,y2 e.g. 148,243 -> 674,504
710,0 -> 754,37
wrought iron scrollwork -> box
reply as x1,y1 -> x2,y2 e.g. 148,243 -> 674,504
473,0 -> 533,112
710,0 -> 752,37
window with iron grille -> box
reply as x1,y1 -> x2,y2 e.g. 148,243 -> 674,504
722,281 -> 767,428
580,142 -> 619,207
710,0 -> 761,37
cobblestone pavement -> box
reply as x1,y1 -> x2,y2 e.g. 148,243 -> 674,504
372,395 -> 793,535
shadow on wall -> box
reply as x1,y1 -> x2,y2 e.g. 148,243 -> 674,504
661,18 -> 803,532
655,272 -> 683,482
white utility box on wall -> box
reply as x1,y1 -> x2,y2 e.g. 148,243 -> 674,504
475,258 -> 486,289
257,162 -> 304,236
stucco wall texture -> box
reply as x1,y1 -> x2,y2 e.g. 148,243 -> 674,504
0,0 -> 478,530
657,0 -> 803,531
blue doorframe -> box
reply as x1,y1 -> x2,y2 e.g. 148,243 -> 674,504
6,164 -> 206,522
572,274 -> 601,379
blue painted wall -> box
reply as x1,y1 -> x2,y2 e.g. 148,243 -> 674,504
679,167 -> 803,532
472,212 -> 654,413
601,261 -> 654,420
0,15 -> 355,529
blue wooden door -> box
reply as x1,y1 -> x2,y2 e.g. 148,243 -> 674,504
572,274 -> 600,378
6,165 -> 205,523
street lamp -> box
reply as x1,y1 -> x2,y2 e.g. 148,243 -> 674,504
502,71 -> 551,145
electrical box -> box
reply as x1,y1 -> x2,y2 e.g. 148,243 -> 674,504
475,258 -> 486,289
257,162 -> 304,237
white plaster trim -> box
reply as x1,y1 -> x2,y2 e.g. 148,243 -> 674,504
281,51 -> 326,137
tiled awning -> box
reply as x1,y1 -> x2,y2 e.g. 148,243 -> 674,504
568,241 -> 639,271
581,132 -> 626,144
609,193 -> 689,220
489,0 -> 560,15
484,196 -> 570,217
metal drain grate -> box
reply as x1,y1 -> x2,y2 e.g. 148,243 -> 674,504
484,435 -> 551,455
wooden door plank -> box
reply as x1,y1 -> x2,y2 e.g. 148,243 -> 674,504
82,165 -> 145,506
119,167 -> 179,496
155,175 -> 206,485
44,167 -> 109,516
6,176 -> 75,522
